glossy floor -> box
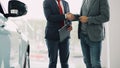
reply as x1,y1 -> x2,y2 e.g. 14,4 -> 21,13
30,40 -> 85,68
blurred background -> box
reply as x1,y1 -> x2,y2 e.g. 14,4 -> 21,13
1,0 -> 120,68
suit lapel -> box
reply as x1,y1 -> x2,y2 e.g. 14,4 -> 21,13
52,0 -> 60,13
52,0 -> 67,14
62,0 -> 67,13
81,0 -> 86,9
87,0 -> 96,15
80,0 -> 86,15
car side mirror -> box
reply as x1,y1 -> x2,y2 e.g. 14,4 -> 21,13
8,0 -> 27,17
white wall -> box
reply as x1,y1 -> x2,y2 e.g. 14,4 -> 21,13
101,33 -> 109,68
109,0 -> 120,68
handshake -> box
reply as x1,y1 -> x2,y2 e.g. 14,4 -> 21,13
66,13 -> 75,21
66,13 -> 88,23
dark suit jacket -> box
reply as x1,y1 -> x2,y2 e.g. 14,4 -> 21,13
78,0 -> 110,41
43,0 -> 71,41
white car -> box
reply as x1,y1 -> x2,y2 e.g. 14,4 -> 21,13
0,13 -> 30,68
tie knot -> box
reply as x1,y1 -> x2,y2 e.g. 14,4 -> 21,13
57,0 -> 60,2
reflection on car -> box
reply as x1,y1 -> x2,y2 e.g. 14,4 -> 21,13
0,13 -> 30,68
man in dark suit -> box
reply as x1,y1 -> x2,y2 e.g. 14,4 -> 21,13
77,0 -> 110,68
43,0 -> 74,68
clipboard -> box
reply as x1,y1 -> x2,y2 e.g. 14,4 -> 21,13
58,25 -> 70,42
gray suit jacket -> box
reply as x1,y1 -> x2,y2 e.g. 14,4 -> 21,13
78,0 -> 110,41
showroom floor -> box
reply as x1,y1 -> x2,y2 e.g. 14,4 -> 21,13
29,40 -> 85,68
30,51 -> 85,68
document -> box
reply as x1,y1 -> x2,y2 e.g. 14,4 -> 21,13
58,25 -> 70,42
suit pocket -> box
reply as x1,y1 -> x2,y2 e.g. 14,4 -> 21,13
87,24 -> 103,38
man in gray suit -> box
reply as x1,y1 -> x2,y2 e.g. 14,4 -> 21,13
77,0 -> 110,68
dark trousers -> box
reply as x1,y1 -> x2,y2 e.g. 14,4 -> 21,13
46,39 -> 69,68
80,33 -> 102,68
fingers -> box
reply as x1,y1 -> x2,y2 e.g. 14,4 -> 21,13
79,16 -> 88,23
67,25 -> 72,31
66,13 -> 75,21
66,13 -> 88,23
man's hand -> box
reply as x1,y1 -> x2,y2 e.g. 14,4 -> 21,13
66,13 -> 75,21
79,16 -> 88,23
67,25 -> 72,31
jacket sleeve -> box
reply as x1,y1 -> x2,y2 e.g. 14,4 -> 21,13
88,0 -> 110,24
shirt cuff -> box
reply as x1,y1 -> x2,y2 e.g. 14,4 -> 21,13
65,14 -> 67,19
